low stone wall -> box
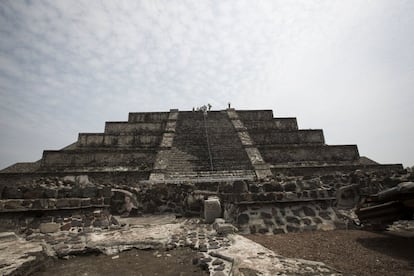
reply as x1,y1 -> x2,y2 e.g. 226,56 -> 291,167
0,169 -> 411,235
0,175 -> 123,236
0,208 -> 119,234
271,164 -> 404,177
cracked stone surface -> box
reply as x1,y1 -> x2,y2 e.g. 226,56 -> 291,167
1,215 -> 339,275
0,232 -> 46,276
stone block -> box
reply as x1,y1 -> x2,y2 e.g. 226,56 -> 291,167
303,225 -> 318,231
82,186 -> 97,198
286,216 -> 300,225
218,182 -> 232,193
260,212 -> 272,219
249,183 -> 260,193
57,188 -> 71,198
258,227 -> 269,234
101,186 -> 112,197
214,220 -> 237,235
302,217 -> 312,225
68,186 -> 82,198
23,189 -> 44,199
283,182 -> 297,192
204,197 -> 222,223
80,198 -> 91,207
68,199 -> 80,208
2,187 -> 22,199
3,200 -> 23,210
43,188 -> 57,198
60,223 -> 71,231
212,218 -> 226,229
40,222 -> 60,233
56,199 -> 70,208
273,228 -> 285,234
237,213 -> 249,224
303,206 -> 316,217
286,225 -> 300,232
313,217 -> 323,224
76,175 -> 91,186
71,220 -> 82,227
63,176 -> 76,185
318,211 -> 332,220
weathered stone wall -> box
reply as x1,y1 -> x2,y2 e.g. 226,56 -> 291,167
78,133 -> 162,147
236,110 -> 274,121
243,119 -> 298,131
260,145 -> 359,164
220,169 -> 413,233
41,150 -> 156,168
225,202 -> 339,234
104,122 -> 166,134
0,175 -> 116,233
0,208 -> 119,234
128,112 -> 170,122
0,175 -> 111,212
250,130 -> 325,145
0,171 -> 150,188
271,164 -> 404,176
111,182 -> 195,215
0,169 -> 411,234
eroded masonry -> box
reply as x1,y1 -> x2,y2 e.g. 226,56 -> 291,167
0,108 -> 405,235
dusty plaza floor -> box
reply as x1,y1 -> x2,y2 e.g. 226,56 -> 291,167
30,228 -> 414,276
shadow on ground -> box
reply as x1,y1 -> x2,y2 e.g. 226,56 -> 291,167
356,232 -> 414,263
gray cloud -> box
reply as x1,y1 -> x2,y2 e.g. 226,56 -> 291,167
0,0 -> 413,168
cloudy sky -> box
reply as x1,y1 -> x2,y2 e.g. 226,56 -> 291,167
0,0 -> 413,169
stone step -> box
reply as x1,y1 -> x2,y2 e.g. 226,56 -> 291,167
165,170 -> 256,181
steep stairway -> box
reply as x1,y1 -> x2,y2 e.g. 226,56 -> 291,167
165,111 -> 255,181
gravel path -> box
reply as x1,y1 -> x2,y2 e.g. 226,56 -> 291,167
246,230 -> 414,276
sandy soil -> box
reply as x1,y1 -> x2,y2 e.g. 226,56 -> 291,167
33,247 -> 208,276
246,230 -> 414,276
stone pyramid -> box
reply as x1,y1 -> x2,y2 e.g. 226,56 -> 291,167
1,108 -> 401,179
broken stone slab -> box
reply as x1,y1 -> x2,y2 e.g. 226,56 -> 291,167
214,234 -> 338,275
0,232 -> 45,276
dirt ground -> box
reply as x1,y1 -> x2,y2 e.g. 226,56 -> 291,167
33,247 -> 208,276
246,229 -> 414,276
